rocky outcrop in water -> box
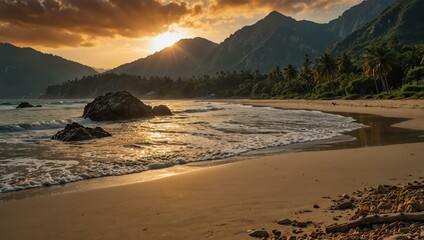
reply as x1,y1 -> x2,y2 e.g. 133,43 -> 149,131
82,91 -> 172,121
82,91 -> 154,121
151,105 -> 173,116
52,122 -> 111,142
16,102 -> 42,108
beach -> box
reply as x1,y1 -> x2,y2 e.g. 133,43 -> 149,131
0,99 -> 423,240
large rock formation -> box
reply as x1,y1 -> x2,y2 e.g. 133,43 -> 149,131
83,91 -> 154,121
52,122 -> 111,142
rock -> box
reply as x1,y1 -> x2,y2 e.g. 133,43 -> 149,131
277,218 -> 293,225
272,229 -> 281,237
377,185 -> 387,193
82,91 -> 153,121
383,235 -> 409,240
411,202 -> 424,212
295,221 -> 308,228
16,102 -> 41,108
378,202 -> 390,210
288,236 -> 297,240
313,204 -> 320,209
331,201 -> 354,210
151,105 -> 172,116
52,122 -> 111,142
248,230 -> 269,238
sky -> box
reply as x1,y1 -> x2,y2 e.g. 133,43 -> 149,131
0,0 -> 362,69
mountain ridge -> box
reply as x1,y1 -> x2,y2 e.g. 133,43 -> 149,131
0,43 -> 98,98
111,37 -> 218,77
330,0 -> 424,57
113,0 -> 398,77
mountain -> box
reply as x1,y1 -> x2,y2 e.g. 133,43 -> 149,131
330,0 -> 424,57
198,12 -> 337,74
110,0 -> 396,77
0,43 -> 97,98
198,0 -> 396,74
327,0 -> 397,38
111,37 -> 218,77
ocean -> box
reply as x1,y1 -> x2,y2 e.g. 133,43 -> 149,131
0,99 -> 364,193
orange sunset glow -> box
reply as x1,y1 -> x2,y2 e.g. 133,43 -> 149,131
1,0 -> 423,239
0,0 -> 362,69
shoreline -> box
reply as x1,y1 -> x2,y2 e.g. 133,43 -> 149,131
0,99 -> 423,239
210,99 -> 424,130
2,103 -> 421,201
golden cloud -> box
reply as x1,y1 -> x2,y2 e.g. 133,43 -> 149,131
0,0 -> 194,47
211,0 -> 357,13
0,0 -> 359,48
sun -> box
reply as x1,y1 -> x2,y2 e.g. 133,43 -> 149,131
149,28 -> 187,52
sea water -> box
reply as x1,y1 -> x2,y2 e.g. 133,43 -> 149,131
0,99 -> 364,193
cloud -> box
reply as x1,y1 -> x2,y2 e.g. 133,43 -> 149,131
210,0 -> 358,14
0,0 -> 360,48
0,0 -> 194,47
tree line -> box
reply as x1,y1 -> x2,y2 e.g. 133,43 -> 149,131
43,39 -> 424,100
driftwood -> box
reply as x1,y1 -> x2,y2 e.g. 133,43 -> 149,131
326,212 -> 424,233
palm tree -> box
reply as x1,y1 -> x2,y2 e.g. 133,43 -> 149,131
300,55 -> 314,93
268,65 -> 283,81
283,64 -> 298,81
313,53 -> 339,85
303,54 -> 312,67
337,52 -> 355,74
362,46 -> 397,92
402,50 -> 421,73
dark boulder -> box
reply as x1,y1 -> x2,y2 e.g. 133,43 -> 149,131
151,105 -> 173,116
16,102 -> 41,108
52,122 -> 111,142
82,91 -> 153,121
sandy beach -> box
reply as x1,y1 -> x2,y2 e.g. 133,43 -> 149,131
0,100 -> 423,240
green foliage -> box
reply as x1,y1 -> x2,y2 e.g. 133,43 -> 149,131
345,76 -> 377,95
377,81 -> 424,99
403,66 -> 424,83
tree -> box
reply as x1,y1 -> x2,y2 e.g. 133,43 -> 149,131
268,65 -> 283,81
362,45 -> 397,92
299,54 -> 314,93
283,64 -> 298,81
313,53 -> 339,86
402,50 -> 421,73
337,52 -> 355,74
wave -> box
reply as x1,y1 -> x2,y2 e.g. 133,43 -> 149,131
0,118 -> 92,133
175,106 -> 224,114
49,100 -> 89,105
0,102 -> 13,106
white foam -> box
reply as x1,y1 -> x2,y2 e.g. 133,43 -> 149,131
0,101 -> 366,193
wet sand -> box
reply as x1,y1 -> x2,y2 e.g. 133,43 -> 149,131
0,99 -> 423,240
